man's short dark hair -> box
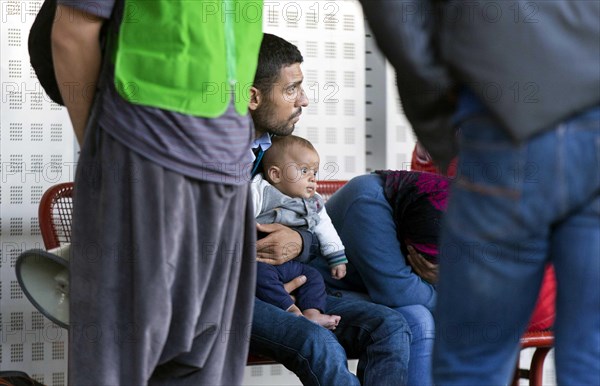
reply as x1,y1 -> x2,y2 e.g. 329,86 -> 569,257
254,33 -> 303,96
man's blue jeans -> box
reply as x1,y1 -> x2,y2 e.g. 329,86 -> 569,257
250,295 -> 411,386
434,105 -> 600,385
326,290 -> 436,386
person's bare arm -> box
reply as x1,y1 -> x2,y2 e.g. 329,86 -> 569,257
52,5 -> 104,145
256,223 -> 303,265
406,245 -> 439,285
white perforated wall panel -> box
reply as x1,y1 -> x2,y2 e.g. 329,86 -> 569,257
262,0 -> 366,181
1,1 -> 73,383
385,62 -> 417,170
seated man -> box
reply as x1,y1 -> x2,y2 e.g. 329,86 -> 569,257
246,33 -> 417,386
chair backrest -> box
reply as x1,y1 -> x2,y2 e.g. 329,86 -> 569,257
38,182 -> 74,250
317,180 -> 347,202
37,180 -> 348,251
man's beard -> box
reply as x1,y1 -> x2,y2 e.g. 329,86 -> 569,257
253,100 -> 301,136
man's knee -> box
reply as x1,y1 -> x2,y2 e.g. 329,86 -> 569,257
386,312 -> 413,345
396,304 -> 435,341
365,307 -> 412,347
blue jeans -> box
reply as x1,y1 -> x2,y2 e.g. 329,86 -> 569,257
433,105 -> 600,385
325,290 -> 436,386
250,296 -> 410,386
314,173 -> 437,385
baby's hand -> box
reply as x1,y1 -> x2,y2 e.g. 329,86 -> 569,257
331,264 -> 347,280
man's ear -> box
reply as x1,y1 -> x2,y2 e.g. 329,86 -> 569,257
267,165 -> 282,184
249,86 -> 261,111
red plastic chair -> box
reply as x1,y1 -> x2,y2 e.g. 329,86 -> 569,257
38,181 -> 348,251
38,182 -> 74,250
512,330 -> 555,386
316,180 -> 348,201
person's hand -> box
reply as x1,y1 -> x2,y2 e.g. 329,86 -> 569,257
283,275 -> 306,294
256,223 -> 302,265
331,264 -> 346,280
283,275 -> 307,304
406,245 -> 439,285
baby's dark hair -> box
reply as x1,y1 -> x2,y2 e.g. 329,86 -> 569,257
262,135 -> 317,173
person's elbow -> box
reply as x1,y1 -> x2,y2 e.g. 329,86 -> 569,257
370,281 -> 437,313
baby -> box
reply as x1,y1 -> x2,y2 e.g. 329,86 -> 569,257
252,135 -> 347,329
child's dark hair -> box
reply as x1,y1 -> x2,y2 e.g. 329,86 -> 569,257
262,135 -> 317,173
253,33 -> 303,96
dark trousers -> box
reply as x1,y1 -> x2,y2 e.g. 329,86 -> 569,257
256,261 -> 327,312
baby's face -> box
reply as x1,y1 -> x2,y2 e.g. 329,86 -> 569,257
277,147 -> 320,199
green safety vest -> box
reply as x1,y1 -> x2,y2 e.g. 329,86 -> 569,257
114,0 -> 263,117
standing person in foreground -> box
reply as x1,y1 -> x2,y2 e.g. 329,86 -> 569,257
246,33 -> 411,386
361,1 -> 600,384
52,1 -> 261,384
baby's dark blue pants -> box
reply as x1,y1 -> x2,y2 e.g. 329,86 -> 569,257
256,260 -> 327,312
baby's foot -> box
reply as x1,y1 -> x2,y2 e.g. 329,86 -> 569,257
303,309 -> 341,330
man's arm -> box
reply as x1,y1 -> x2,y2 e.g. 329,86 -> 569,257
51,5 -> 104,145
256,224 -> 314,265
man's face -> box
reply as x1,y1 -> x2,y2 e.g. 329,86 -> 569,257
252,63 -> 309,136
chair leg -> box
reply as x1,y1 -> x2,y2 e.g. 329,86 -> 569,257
529,347 -> 551,386
512,355 -> 530,386
511,357 -> 520,386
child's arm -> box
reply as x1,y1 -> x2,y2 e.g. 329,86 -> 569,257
314,203 -> 346,258
312,197 -> 348,276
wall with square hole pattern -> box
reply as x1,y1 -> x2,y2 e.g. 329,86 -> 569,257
1,1 -> 75,384
262,0 -> 367,181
